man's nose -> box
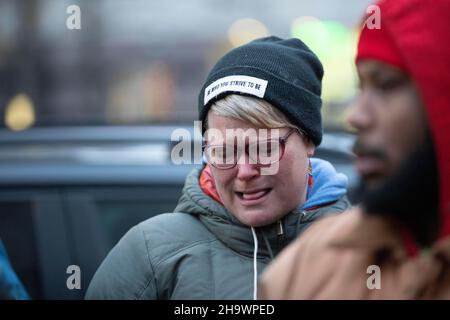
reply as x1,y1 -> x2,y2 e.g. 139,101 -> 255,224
347,90 -> 374,132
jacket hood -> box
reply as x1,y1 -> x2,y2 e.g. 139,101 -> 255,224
360,0 -> 450,240
302,158 -> 348,209
174,158 -> 349,258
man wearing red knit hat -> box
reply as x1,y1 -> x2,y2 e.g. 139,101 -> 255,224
259,0 -> 450,299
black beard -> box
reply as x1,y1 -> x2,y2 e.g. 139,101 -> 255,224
353,131 -> 439,247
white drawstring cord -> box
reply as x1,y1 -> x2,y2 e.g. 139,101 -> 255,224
251,227 -> 258,300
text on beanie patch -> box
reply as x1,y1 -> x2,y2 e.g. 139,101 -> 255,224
203,75 -> 268,105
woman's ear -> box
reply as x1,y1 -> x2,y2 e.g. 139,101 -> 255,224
303,137 -> 316,158
306,141 -> 315,158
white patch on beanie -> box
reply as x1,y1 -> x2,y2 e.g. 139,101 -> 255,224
204,75 -> 268,105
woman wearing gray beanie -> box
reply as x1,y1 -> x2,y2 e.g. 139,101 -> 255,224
86,36 -> 350,300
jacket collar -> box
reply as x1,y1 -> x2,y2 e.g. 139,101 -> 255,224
329,207 -> 450,263
175,167 -> 346,259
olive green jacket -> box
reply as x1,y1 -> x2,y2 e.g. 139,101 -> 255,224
86,166 -> 350,299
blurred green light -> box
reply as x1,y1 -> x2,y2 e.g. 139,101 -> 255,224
291,18 -> 358,104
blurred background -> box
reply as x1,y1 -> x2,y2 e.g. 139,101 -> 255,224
0,0 -> 372,130
0,0 -> 370,299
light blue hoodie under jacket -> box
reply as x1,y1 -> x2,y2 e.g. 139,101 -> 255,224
86,158 -> 350,300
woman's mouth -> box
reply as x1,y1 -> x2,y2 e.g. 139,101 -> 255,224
235,188 -> 272,205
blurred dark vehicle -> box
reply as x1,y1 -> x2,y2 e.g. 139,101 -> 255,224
0,125 -> 356,299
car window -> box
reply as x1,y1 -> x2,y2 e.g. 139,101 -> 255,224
95,197 -> 177,248
68,186 -> 184,252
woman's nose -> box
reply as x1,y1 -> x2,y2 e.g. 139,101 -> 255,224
236,161 -> 260,180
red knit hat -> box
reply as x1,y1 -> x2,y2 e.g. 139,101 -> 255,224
356,24 -> 407,72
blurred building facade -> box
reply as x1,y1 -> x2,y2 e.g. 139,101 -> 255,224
0,0 -> 371,130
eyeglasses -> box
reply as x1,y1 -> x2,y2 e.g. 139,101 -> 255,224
203,129 -> 297,170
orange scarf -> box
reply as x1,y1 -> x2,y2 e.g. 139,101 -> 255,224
199,165 -> 223,204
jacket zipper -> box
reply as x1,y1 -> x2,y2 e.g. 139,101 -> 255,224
276,220 -> 285,243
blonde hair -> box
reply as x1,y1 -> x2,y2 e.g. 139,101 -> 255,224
207,94 -> 304,135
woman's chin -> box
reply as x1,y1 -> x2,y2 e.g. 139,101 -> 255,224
234,208 -> 282,227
